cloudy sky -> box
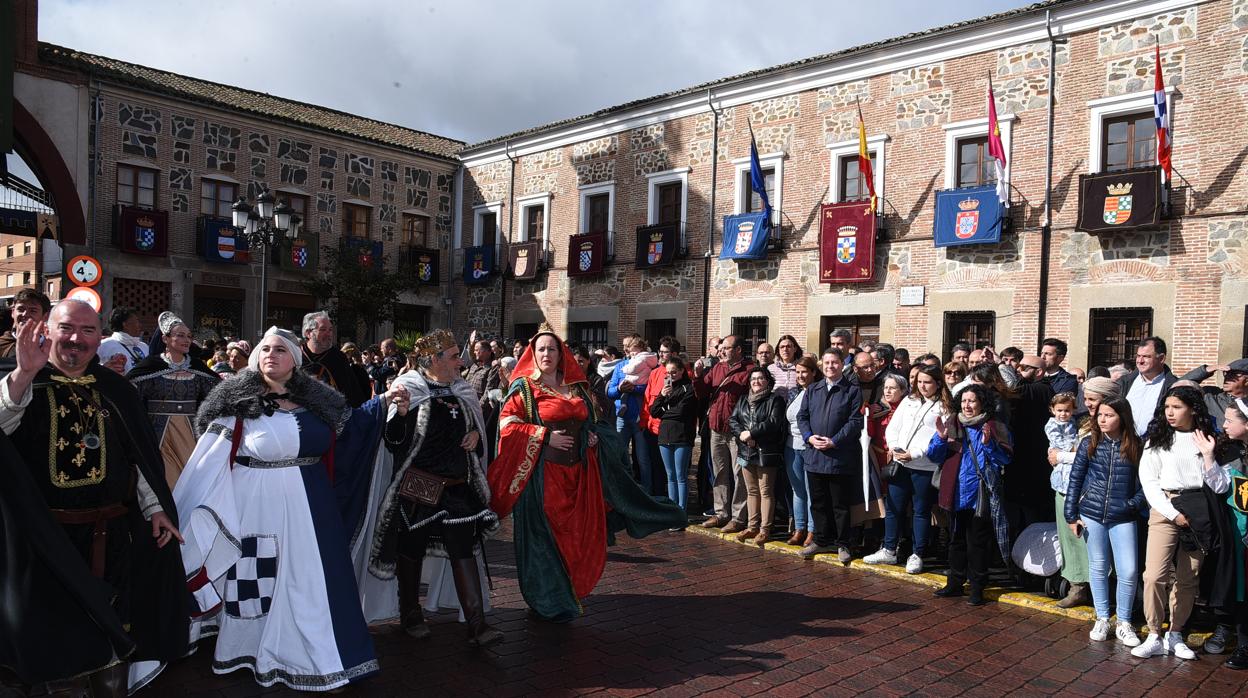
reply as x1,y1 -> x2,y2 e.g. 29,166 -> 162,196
38,0 -> 1029,145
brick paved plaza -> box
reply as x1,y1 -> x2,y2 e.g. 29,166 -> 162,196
153,522 -> 1248,697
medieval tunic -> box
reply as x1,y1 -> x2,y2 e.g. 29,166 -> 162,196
0,363 -> 189,686
301,345 -> 369,407
174,370 -> 387,692
128,353 -> 220,490
486,339 -> 686,622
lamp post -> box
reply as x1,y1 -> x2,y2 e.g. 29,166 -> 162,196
232,189 -> 301,337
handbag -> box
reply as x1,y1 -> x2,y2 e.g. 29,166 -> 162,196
398,467 -> 464,507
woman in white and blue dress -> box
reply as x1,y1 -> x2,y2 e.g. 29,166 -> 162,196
172,327 -> 408,692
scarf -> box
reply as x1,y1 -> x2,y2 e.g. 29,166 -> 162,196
958,412 -> 989,427
748,389 -> 770,405
596,358 -> 622,379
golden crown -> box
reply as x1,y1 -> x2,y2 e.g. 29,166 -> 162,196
957,197 -> 980,211
136,215 -> 155,227
1106,182 -> 1133,196
537,320 -> 555,334
413,329 -> 457,357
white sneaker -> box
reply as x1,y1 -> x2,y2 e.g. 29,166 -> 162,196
863,548 -> 897,565
1115,621 -> 1141,647
905,554 -> 923,574
1166,631 -> 1196,660
1089,618 -> 1110,642
1131,633 -> 1167,658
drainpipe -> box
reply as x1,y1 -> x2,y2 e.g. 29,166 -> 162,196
449,163 -> 463,330
88,78 -> 101,259
702,89 -> 720,353
1038,11 -> 1064,350
501,140 -> 516,340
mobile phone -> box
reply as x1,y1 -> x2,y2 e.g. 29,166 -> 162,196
892,447 -> 906,454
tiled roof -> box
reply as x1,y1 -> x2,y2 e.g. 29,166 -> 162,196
466,0 -> 1070,151
38,43 -> 464,160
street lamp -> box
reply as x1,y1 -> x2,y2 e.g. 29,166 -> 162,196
233,190 -> 301,337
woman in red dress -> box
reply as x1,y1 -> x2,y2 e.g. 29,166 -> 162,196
488,330 -> 684,621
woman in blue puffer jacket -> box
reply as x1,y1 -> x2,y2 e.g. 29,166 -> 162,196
1064,397 -> 1146,648
926,384 -> 1012,606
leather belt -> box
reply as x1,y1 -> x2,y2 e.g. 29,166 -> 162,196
543,420 -> 582,465
148,399 -> 197,415
50,503 -> 129,578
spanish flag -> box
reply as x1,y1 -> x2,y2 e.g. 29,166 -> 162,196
856,100 -> 877,214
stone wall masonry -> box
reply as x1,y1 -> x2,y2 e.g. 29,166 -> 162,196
1208,218 -> 1247,272
171,115 -> 195,141
895,91 -> 951,130
890,64 -> 944,96
118,102 -> 160,133
249,132 -> 269,154
693,110 -> 734,138
1106,48 -> 1184,95
1098,7 -> 1198,57
754,125 -> 793,154
522,150 -> 563,172
1243,36 -> 1248,74
202,121 -> 240,149
823,111 -> 856,145
575,160 -> 615,186
634,149 -> 671,177
996,42 -> 1070,77
749,95 -> 801,124
817,80 -> 871,112
523,172 -> 559,195
1237,0 -> 1248,29
571,135 -> 618,163
997,75 -> 1050,113
630,124 -> 664,151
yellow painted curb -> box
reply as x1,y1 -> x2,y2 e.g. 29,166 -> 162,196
682,524 -> 1214,645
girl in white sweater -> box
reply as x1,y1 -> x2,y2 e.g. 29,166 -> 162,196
1133,386 -> 1230,660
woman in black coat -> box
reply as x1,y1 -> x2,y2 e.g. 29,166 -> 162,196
649,356 -> 697,518
729,367 -> 789,545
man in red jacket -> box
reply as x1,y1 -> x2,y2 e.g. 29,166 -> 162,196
693,335 -> 755,531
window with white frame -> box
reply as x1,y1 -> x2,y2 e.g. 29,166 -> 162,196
1086,88 -> 1171,174
827,135 -> 888,205
578,181 -> 615,255
943,114 -> 1014,191
732,152 -> 784,227
472,201 -> 503,248
516,192 -> 551,248
646,167 -> 689,250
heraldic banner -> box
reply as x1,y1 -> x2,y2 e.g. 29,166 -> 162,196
117,205 -> 168,256
1075,166 -> 1161,233
933,184 -> 1004,248
200,216 -> 250,264
344,237 -> 384,276
408,247 -> 440,285
634,222 -> 678,270
463,244 -> 495,285
509,240 -> 541,281
567,231 -> 606,277
720,212 -> 771,261
818,201 -> 876,284
279,231 -> 319,273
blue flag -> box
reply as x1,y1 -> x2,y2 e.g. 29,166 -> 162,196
749,133 -> 772,218
933,185 -> 1004,247
720,212 -> 771,260
463,244 -> 494,284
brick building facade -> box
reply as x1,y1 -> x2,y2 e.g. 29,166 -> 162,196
454,0 -> 1248,373
12,21 -> 463,342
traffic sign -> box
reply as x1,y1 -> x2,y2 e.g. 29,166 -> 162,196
65,286 -> 102,312
67,255 -> 103,287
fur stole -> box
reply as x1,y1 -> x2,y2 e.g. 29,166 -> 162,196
194,368 -> 350,436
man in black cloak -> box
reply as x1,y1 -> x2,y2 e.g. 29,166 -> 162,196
0,300 -> 190,695
300,310 -> 368,406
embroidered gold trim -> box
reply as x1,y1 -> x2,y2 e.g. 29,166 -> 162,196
47,386 -> 107,489
508,426 -> 546,495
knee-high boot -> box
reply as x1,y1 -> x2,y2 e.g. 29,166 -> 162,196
397,554 -> 430,640
450,557 -> 503,648
87,662 -> 128,697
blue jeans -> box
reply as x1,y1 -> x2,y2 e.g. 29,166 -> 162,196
616,416 -> 656,494
658,444 -> 691,511
884,465 -> 934,555
784,445 -> 813,532
1082,517 -> 1138,622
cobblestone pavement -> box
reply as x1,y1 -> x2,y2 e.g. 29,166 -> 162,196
153,523 -> 1248,696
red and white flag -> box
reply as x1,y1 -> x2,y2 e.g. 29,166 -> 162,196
1153,43 -> 1172,184
987,77 -> 1008,204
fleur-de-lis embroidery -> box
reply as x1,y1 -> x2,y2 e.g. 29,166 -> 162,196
72,449 -> 86,467
56,437 -> 69,451
70,422 -> 82,434
84,405 -> 96,418
87,467 -> 99,479
57,405 -> 69,417
55,471 -> 68,483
